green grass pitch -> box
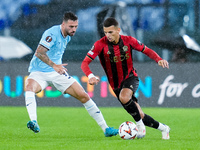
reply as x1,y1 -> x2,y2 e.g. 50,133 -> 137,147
0,106 -> 199,150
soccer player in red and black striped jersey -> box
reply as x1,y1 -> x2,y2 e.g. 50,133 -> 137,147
81,17 -> 170,139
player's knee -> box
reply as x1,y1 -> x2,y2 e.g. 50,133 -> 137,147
25,83 -> 34,92
119,95 -> 130,104
140,112 -> 145,119
25,83 -> 41,93
78,91 -> 90,103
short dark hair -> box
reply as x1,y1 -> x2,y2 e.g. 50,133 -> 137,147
63,12 -> 78,22
103,17 -> 119,27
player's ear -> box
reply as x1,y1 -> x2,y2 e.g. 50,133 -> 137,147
62,20 -> 68,26
117,27 -> 121,33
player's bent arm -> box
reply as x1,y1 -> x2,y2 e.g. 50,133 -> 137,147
81,56 -> 93,76
35,45 -> 55,67
35,45 -> 67,74
81,56 -> 99,85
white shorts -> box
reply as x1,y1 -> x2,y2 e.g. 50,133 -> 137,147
27,71 -> 76,93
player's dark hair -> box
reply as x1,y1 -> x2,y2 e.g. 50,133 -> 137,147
103,17 -> 119,27
63,12 -> 78,22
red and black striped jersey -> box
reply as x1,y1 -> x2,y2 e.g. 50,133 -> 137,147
84,35 -> 162,90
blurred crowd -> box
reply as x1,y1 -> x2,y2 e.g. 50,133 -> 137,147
0,0 -> 200,62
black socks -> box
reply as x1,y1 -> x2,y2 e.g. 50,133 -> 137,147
142,114 -> 159,129
122,99 -> 141,122
122,99 -> 159,129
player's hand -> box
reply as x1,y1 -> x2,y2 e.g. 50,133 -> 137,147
89,76 -> 100,85
53,63 -> 68,75
158,60 -> 169,69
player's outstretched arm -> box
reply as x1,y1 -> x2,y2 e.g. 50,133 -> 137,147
158,60 -> 169,69
141,46 -> 169,69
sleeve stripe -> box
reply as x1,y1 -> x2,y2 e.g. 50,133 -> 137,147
39,44 -> 50,51
141,46 -> 145,53
86,54 -> 94,60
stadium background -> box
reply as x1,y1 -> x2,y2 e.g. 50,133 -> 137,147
0,0 -> 200,108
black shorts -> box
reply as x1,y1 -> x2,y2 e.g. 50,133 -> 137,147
114,76 -> 139,102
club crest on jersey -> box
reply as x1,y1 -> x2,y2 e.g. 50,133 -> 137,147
46,36 -> 52,42
123,46 -> 128,52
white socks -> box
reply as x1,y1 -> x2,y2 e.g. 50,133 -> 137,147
25,91 -> 37,121
136,119 -> 144,126
157,123 -> 166,131
25,93 -> 109,132
83,99 -> 108,132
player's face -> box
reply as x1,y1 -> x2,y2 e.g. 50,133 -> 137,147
62,19 -> 78,36
104,25 -> 120,44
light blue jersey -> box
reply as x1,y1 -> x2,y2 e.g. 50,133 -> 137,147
28,25 -> 71,72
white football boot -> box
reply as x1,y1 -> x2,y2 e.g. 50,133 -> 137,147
162,125 -> 170,140
136,123 -> 146,139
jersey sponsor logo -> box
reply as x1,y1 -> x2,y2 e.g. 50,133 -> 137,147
110,53 -> 130,62
46,36 -> 52,42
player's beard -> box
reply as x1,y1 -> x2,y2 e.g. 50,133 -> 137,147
66,30 -> 76,36
69,32 -> 76,36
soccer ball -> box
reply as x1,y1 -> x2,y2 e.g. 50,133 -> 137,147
119,121 -> 138,140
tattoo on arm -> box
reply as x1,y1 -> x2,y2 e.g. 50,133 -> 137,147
35,45 -> 55,67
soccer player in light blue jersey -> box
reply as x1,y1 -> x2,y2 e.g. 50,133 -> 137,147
25,12 -> 118,137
